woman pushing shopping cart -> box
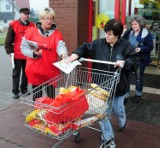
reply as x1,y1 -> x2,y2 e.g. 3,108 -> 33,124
67,19 -> 139,147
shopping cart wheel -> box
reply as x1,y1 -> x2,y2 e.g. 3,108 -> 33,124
73,131 -> 80,143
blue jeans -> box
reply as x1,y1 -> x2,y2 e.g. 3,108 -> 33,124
135,66 -> 145,96
100,95 -> 126,141
124,66 -> 146,98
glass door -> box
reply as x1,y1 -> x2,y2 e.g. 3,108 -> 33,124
92,0 -> 115,40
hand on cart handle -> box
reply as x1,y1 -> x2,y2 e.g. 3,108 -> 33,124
114,60 -> 125,68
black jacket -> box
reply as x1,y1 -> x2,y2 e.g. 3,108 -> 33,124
73,38 -> 139,96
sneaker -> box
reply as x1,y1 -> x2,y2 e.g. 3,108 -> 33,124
119,121 -> 126,132
13,94 -> 20,99
132,95 -> 141,104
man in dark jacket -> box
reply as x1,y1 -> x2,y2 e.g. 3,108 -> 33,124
5,8 -> 34,99
68,19 -> 139,143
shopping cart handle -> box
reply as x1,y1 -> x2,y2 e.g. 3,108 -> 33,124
79,58 -> 116,65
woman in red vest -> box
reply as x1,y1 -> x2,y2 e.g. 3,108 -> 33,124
21,7 -> 68,100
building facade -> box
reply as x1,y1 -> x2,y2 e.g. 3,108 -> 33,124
49,0 -> 89,54
49,0 -> 160,68
0,0 -> 30,27
49,0 -> 127,54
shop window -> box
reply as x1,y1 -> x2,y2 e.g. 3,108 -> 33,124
92,0 -> 115,40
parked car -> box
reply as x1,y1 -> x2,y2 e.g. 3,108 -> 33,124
0,24 -> 4,32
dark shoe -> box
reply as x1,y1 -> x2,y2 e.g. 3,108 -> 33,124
124,99 -> 128,106
132,95 -> 141,104
100,139 -> 111,147
13,94 -> 20,99
100,139 -> 116,147
119,121 -> 126,132
73,131 -> 80,143
21,90 -> 28,94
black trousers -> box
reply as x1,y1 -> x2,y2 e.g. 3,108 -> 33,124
12,59 -> 28,95
32,85 -> 55,101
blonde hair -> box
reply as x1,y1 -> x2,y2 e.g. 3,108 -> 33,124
39,7 -> 55,20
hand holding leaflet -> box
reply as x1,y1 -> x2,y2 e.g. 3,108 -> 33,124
53,59 -> 81,74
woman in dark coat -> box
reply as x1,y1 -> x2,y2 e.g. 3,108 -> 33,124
68,19 -> 139,143
123,14 -> 153,103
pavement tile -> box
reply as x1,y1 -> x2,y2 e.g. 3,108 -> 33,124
0,101 -> 160,148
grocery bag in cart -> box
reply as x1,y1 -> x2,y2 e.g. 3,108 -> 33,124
34,87 -> 89,124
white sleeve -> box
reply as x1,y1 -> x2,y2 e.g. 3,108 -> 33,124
20,37 -> 34,58
57,40 -> 68,57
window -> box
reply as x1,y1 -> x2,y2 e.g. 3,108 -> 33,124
92,0 -> 115,39
6,5 -> 10,10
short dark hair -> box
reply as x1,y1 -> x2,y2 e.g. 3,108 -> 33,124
104,19 -> 123,38
19,8 -> 31,14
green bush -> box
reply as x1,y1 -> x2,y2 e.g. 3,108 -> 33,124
0,36 -> 5,45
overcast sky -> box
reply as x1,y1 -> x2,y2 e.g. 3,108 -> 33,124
29,0 -> 49,10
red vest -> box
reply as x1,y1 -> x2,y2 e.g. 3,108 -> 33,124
24,27 -> 63,85
10,20 -> 34,59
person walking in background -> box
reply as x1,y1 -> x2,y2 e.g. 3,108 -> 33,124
20,7 -> 68,100
5,8 -> 34,99
68,19 -> 139,143
123,14 -> 153,104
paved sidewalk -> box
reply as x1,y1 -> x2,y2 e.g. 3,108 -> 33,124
0,46 -> 13,110
0,99 -> 160,148
0,45 -> 160,148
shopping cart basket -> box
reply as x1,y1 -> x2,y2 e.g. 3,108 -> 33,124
21,58 -> 122,148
